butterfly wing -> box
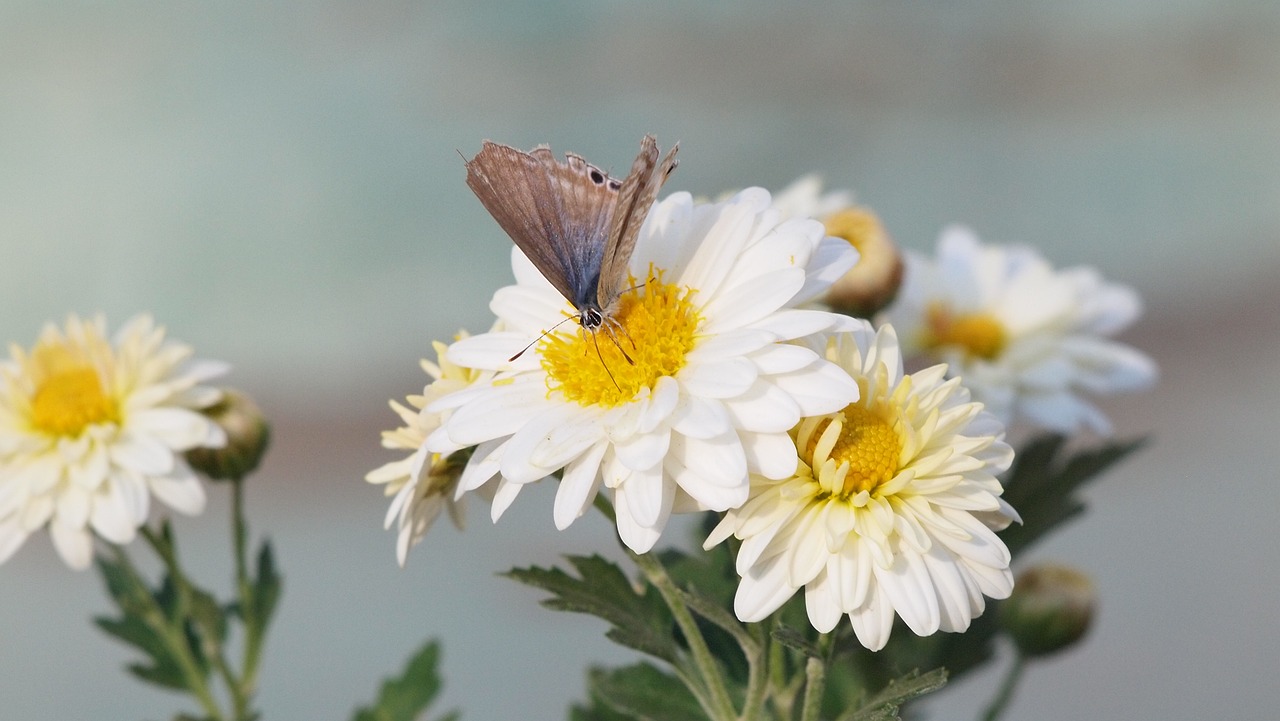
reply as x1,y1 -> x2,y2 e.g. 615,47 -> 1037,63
597,136 -> 680,310
465,141 -> 619,308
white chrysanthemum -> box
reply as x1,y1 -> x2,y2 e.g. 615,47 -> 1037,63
706,321 -> 1019,651
428,188 -> 861,553
366,336 -> 497,566
0,315 -> 227,570
881,226 -> 1157,434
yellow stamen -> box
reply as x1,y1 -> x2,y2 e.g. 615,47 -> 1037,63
541,271 -> 700,408
800,403 -> 901,498
923,302 -> 1006,360
30,364 -> 118,437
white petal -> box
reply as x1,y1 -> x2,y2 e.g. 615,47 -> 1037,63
805,569 -> 844,633
638,376 -> 679,433
127,408 -> 223,451
699,269 -> 806,336
617,462 -> 670,529
50,521 -> 94,570
722,381 -> 801,433
109,432 -> 176,475
734,554 -> 797,622
669,392 -> 731,439
748,309 -> 844,341
795,234 -> 859,305
679,357 -> 758,399
771,360 -> 859,416
442,383 -> 553,446
740,431 -> 800,480
0,519 -> 30,565
553,442 -> 607,530
149,468 -> 207,516
89,486 -> 137,545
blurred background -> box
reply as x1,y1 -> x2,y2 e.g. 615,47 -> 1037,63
1,1 -> 1277,718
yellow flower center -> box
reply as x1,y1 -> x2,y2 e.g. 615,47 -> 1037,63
30,366 -> 119,437
799,403 -> 901,497
924,302 -> 1006,360
541,272 -> 700,408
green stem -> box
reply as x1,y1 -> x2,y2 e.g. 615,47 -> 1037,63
112,543 -> 226,721
629,548 -> 738,721
737,625 -> 769,721
799,655 -> 827,721
232,477 -> 264,714
980,650 -> 1027,721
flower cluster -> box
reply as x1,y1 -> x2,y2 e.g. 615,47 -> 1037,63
0,315 -> 227,570
368,170 -> 1155,650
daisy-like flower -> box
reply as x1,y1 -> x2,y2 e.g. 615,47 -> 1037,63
0,314 -> 227,570
428,188 -> 861,553
881,226 -> 1157,434
366,335 -> 495,566
705,321 -> 1018,651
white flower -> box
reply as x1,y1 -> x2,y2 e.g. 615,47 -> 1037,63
428,188 -> 861,553
706,321 -> 1019,651
881,226 -> 1157,434
366,336 -> 493,566
770,175 -> 855,222
0,315 -> 227,570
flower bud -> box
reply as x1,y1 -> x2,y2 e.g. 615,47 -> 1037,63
822,207 -> 904,318
186,389 -> 271,481
1000,564 -> 1096,657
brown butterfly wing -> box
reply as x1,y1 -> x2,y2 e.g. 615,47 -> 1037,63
597,136 -> 680,310
465,141 -> 619,308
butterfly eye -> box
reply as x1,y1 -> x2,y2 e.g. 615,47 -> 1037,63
608,179 -> 621,191
589,169 -> 606,185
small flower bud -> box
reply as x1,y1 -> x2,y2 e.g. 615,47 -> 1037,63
822,207 -> 904,318
186,389 -> 270,482
1000,564 -> 1096,657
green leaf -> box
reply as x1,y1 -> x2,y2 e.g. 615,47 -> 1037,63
583,663 -> 711,721
772,624 -> 822,659
999,435 -> 1147,556
187,587 -> 229,646
505,555 -> 677,663
94,555 -> 202,692
841,668 -> 947,721
351,641 -> 450,721
128,660 -> 190,691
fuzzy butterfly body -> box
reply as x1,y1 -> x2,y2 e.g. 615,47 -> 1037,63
464,135 -> 679,333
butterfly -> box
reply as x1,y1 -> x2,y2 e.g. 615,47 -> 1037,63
464,135 -> 679,362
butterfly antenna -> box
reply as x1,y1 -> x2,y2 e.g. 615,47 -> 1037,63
590,330 -> 622,391
601,317 -> 636,364
509,315 -> 578,362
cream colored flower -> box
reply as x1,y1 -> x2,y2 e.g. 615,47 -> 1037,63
428,189 -> 861,553
881,226 -> 1157,434
706,321 -> 1018,651
0,315 -> 227,569
366,335 -> 498,566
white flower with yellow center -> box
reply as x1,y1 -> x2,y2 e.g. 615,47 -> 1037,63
428,188 -> 861,553
705,321 -> 1018,651
367,336 -> 498,566
881,226 -> 1157,434
0,315 -> 227,570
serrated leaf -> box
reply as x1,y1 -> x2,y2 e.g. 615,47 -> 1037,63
772,624 -> 822,659
505,555 -> 676,662
350,640 -> 449,721
999,435 -> 1147,556
586,663 -> 710,721
842,668 -> 947,721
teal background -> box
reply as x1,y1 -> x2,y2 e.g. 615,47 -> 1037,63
1,1 -> 1277,719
